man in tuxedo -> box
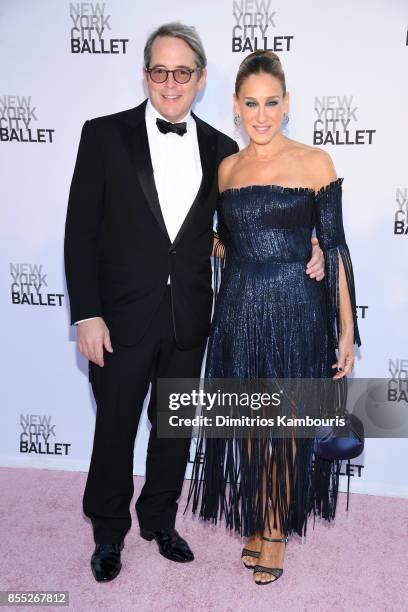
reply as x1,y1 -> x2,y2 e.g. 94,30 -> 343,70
64,22 -> 325,582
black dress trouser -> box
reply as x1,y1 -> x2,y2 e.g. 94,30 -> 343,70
83,287 -> 206,543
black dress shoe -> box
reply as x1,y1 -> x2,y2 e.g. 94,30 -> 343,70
140,528 -> 194,563
91,541 -> 124,582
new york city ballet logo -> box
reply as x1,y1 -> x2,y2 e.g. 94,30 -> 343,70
231,2 -> 294,53
20,414 -> 71,456
313,96 -> 376,146
339,461 -> 364,480
69,2 -> 129,54
388,358 -> 408,403
356,305 -> 368,322
394,187 -> 408,236
10,263 -> 64,307
0,95 -> 55,144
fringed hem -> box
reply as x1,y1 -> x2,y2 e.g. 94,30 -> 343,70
185,435 -> 341,539
220,178 -> 344,199
325,244 -> 362,348
314,177 -> 344,198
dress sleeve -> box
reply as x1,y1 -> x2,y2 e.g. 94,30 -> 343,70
212,198 -> 229,305
314,178 -> 361,348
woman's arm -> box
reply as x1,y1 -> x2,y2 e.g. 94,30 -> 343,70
335,252 -> 355,378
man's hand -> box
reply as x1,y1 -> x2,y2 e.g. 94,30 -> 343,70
77,317 -> 113,367
306,237 -> 325,281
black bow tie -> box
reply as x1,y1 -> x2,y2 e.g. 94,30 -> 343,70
156,117 -> 187,136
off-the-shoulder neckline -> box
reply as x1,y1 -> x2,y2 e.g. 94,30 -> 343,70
220,177 -> 344,197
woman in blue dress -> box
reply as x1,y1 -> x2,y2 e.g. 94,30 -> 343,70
188,51 -> 361,585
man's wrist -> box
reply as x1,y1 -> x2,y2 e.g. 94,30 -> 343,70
74,317 -> 99,325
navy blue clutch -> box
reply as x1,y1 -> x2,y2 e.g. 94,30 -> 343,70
315,412 -> 364,461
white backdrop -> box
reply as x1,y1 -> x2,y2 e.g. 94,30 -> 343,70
1,0 -> 407,498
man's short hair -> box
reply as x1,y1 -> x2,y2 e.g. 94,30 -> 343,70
144,22 -> 207,75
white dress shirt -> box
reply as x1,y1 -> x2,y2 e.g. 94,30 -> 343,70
145,99 -> 202,243
75,99 -> 202,324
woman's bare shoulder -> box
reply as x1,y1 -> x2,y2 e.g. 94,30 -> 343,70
299,145 -> 337,190
219,150 -> 241,173
218,151 -> 241,191
309,148 -> 337,190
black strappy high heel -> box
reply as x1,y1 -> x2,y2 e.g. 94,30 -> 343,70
241,546 -> 260,569
253,536 -> 288,585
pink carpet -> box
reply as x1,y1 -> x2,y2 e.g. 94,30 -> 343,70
0,467 -> 407,612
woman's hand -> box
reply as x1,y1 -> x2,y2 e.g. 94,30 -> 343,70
306,237 -> 325,281
332,330 -> 354,379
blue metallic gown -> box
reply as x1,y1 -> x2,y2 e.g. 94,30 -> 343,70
187,178 -> 361,538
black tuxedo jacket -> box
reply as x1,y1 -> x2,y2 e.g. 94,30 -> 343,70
64,99 -> 238,349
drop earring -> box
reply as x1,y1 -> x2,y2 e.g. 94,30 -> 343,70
233,114 -> 241,127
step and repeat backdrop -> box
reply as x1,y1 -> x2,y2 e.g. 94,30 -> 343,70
0,0 -> 407,498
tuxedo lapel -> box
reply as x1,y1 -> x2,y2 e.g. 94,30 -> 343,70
122,101 -> 217,248
171,115 -> 217,248
123,100 -> 170,240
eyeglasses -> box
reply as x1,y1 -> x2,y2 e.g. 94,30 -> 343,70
146,67 -> 197,84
